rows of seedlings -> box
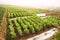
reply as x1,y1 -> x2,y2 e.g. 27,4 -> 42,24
7,8 -> 40,18
6,16 -> 60,40
6,7 -> 60,40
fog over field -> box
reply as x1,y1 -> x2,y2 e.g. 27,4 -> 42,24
0,0 -> 60,9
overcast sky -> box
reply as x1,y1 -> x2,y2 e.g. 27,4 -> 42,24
0,0 -> 60,8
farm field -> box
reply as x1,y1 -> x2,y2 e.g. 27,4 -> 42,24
0,7 -> 5,25
0,6 -> 60,40
0,6 -> 5,32
0,6 -> 6,40
7,16 -> 60,40
7,7 -> 60,40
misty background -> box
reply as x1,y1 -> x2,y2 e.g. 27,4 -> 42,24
0,0 -> 60,9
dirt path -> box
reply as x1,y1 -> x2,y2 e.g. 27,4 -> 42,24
0,8 -> 8,40
46,13 -> 60,18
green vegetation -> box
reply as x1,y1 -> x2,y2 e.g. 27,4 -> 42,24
0,7 -> 5,23
6,7 -> 60,40
7,8 -> 41,18
7,16 -> 60,39
0,6 -> 60,40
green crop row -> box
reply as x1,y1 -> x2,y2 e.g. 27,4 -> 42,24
7,16 -> 60,38
7,8 -> 40,18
